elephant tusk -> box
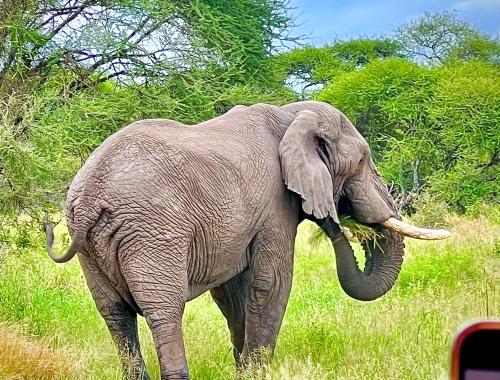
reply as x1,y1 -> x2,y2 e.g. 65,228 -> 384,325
381,217 -> 450,240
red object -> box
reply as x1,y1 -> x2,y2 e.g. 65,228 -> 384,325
450,321 -> 500,380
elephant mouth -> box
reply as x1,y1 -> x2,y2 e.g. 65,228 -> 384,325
336,194 -> 450,241
337,195 -> 355,220
336,195 -> 376,241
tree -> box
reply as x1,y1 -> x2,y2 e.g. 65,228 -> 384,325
316,58 -> 437,209
316,57 -> 499,212
427,61 -> 499,210
395,11 -> 499,65
0,0 -> 298,233
0,0 -> 297,89
270,38 -> 402,98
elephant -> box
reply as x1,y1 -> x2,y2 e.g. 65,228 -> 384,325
44,101 -> 449,379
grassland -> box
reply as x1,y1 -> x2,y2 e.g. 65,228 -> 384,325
0,212 -> 499,379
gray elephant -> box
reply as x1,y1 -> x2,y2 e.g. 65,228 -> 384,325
45,101 -> 448,379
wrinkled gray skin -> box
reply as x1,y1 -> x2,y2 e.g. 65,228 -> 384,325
47,101 -> 404,380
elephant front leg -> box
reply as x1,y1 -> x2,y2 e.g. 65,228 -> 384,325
242,229 -> 294,364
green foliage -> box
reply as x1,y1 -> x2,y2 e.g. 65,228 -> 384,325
270,45 -> 340,95
448,33 -> 500,64
183,0 -> 296,81
317,58 -> 436,154
0,0 -> 297,231
317,57 -> 499,212
427,61 -> 499,209
0,0 -> 296,86
328,38 -> 403,68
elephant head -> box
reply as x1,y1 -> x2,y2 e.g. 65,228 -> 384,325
279,101 -> 449,301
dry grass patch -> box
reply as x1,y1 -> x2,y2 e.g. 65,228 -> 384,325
0,323 -> 80,380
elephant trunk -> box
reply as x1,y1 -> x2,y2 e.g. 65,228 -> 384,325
322,220 -> 404,301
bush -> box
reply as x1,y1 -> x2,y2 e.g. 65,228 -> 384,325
316,58 -> 499,213
410,193 -> 451,228
426,61 -> 499,210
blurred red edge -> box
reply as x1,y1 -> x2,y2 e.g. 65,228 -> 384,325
450,320 -> 500,380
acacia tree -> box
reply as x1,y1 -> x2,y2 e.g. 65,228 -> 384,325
0,0 -> 297,235
395,11 -> 499,65
0,0 -> 296,88
317,57 -> 499,213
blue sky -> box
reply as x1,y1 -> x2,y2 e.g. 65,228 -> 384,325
289,0 -> 500,45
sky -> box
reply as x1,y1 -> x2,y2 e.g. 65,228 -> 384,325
289,0 -> 500,45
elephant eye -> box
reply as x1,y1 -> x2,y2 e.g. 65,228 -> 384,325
355,155 -> 366,173
360,149 -> 369,164
358,156 -> 365,166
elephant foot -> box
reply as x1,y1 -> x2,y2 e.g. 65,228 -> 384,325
160,366 -> 189,380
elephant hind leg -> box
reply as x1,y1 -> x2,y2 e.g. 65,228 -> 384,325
210,269 -> 249,367
78,255 -> 150,380
120,241 -> 189,380
104,301 -> 150,380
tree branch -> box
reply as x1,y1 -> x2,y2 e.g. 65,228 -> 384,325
47,0 -> 95,40
89,16 -> 153,70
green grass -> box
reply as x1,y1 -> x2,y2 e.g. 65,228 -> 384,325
0,214 -> 498,379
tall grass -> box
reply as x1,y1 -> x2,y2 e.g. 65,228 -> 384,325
0,213 -> 498,379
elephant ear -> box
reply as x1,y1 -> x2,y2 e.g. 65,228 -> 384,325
279,110 -> 340,223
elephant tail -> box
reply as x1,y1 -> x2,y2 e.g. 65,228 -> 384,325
44,220 -> 86,263
43,196 -> 101,263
